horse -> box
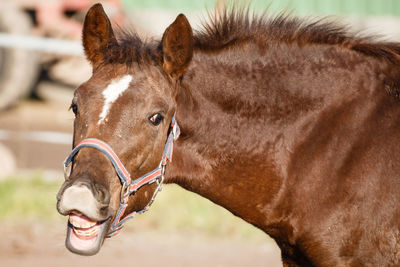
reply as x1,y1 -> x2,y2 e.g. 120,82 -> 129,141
56,3 -> 400,266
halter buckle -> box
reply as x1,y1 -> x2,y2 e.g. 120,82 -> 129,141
160,165 -> 166,189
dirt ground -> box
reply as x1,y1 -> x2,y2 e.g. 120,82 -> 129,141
0,222 -> 282,267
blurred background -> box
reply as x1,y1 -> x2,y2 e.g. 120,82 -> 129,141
0,0 -> 399,266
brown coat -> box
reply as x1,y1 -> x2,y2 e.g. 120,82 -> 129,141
57,4 -> 400,266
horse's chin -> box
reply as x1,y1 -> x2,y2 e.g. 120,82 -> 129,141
65,212 -> 111,256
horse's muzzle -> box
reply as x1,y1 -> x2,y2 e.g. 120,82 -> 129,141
56,177 -> 113,255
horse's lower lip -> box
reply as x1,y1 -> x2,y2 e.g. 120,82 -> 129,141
65,215 -> 111,256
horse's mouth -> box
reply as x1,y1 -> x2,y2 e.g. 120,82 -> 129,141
65,212 -> 111,256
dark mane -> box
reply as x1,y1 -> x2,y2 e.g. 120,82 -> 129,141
107,6 -> 400,65
194,7 -> 400,63
105,29 -> 160,66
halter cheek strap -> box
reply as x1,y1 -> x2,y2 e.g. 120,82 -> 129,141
63,115 -> 180,237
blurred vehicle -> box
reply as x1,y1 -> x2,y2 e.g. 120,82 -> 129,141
0,0 -> 125,110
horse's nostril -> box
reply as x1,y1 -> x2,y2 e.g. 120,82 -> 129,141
94,182 -> 110,204
99,206 -> 109,217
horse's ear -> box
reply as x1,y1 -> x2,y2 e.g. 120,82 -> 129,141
82,3 -> 117,67
161,14 -> 193,79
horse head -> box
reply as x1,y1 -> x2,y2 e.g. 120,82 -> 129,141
56,3 -> 192,255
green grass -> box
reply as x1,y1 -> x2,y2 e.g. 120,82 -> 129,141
0,172 -> 61,220
0,173 -> 266,241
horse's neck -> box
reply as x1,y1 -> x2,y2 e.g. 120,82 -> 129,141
165,42 -> 384,230
164,44 -> 287,226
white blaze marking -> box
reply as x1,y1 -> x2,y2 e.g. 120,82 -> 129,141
98,75 -> 133,125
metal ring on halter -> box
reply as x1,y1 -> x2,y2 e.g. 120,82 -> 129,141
120,182 -> 130,204
64,161 -> 72,180
160,165 -> 166,187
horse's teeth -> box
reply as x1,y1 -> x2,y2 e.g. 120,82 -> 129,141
73,226 -> 99,237
69,215 -> 99,238
69,216 -> 96,229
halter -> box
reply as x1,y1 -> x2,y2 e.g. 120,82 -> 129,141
63,115 -> 180,237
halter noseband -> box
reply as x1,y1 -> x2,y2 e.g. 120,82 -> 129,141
63,115 -> 180,237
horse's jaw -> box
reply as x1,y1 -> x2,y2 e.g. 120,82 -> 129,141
65,212 -> 111,256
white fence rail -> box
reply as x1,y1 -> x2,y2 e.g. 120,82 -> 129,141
0,33 -> 83,55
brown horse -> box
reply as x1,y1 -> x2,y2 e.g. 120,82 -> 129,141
56,3 -> 400,266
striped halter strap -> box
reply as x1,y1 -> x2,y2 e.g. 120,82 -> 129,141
63,115 -> 180,237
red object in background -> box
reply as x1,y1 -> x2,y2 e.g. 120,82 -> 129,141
17,0 -> 125,39
0,0 -> 127,110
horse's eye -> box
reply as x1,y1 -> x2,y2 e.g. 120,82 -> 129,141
71,104 -> 78,116
149,113 -> 164,126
